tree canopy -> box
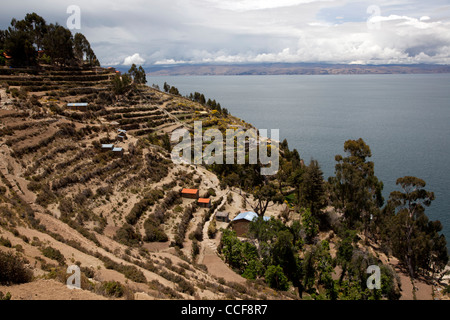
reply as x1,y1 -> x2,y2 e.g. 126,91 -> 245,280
0,12 -> 99,67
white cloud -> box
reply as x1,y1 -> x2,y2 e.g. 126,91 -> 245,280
2,0 -> 449,66
201,0 -> 330,12
123,53 -> 146,66
154,59 -> 188,65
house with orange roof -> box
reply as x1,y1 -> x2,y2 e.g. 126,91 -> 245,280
198,198 -> 211,208
181,188 -> 199,199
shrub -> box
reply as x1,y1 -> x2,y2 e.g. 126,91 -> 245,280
125,197 -> 155,225
192,240 -> 200,260
227,192 -> 233,204
36,184 -> 57,207
58,198 -> 74,220
121,265 -> 146,283
0,237 -> 12,248
143,217 -> 168,242
208,220 -> 217,239
114,224 -> 141,247
41,246 -> 66,265
0,291 -> 12,300
101,281 -> 125,298
207,188 -> 216,197
265,265 -> 290,291
174,204 -> 197,248
0,251 -> 33,285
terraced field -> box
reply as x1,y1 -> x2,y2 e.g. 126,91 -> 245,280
0,66 -> 295,300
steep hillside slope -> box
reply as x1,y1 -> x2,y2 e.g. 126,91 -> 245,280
0,66 -> 296,300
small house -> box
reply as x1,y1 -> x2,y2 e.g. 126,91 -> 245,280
198,198 -> 211,208
101,144 -> 114,150
215,211 -> 229,223
181,189 -> 199,199
112,147 -> 124,157
67,103 -> 88,112
231,211 -> 269,237
117,134 -> 127,141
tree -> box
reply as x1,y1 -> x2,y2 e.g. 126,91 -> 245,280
73,33 -> 99,66
299,159 -> 326,218
302,208 -> 319,243
336,230 -> 357,285
3,20 -> 37,66
302,240 -> 335,298
265,265 -> 290,291
246,182 -> 282,217
128,64 -> 147,84
387,176 -> 448,299
43,23 -> 74,66
163,82 -> 170,92
111,73 -> 131,95
24,13 -> 47,51
1,13 -> 99,68
329,138 -> 384,234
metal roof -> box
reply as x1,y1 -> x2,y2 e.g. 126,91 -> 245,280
216,211 -> 229,217
198,198 -> 211,203
101,144 -> 114,148
232,212 -> 270,222
112,147 -> 123,152
67,103 -> 88,107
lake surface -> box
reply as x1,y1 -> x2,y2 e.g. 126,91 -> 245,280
150,74 -> 450,242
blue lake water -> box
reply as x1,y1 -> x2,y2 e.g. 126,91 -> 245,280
150,74 -> 450,242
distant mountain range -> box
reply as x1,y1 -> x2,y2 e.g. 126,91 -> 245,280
144,63 -> 450,76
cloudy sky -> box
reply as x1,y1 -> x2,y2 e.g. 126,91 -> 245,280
1,0 -> 450,66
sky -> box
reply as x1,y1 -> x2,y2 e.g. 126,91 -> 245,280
1,0 -> 450,67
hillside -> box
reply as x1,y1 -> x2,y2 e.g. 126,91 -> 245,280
0,65 -> 449,301
0,65 -> 302,300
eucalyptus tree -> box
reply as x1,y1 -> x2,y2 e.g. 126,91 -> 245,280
387,176 -> 448,299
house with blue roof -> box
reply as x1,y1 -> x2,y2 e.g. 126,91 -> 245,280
231,211 -> 270,237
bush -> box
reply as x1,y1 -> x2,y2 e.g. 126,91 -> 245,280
121,265 -> 146,283
174,204 -> 197,248
101,281 -> 125,298
192,240 -> 200,260
114,224 -> 141,247
0,237 -> 12,248
41,246 -> 66,265
0,291 -> 12,300
125,197 -> 155,225
207,188 -> 216,197
143,217 -> 168,242
0,251 -> 33,285
36,184 -> 57,207
208,220 -> 217,239
265,265 -> 290,291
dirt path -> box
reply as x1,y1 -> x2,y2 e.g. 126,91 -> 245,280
201,247 -> 246,283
